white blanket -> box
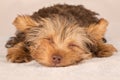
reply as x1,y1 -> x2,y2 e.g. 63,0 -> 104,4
0,0 -> 120,80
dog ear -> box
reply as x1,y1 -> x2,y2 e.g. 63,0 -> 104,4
13,15 -> 39,31
86,18 -> 108,40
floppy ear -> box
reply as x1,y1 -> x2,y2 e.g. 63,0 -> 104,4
86,18 -> 108,40
13,15 -> 39,31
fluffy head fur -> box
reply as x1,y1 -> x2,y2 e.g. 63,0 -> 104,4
25,15 -> 93,66
6,4 -> 117,67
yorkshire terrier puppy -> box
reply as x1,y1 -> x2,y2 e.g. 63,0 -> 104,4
5,4 -> 117,67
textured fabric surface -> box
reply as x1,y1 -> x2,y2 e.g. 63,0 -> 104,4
0,0 -> 120,80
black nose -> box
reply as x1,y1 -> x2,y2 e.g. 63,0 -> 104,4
52,55 -> 62,64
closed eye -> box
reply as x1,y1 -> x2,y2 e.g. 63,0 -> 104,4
44,38 -> 54,43
68,43 -> 80,49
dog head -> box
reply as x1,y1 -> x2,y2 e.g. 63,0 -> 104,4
13,15 -> 108,67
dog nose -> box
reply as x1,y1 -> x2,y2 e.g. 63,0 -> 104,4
52,55 -> 62,64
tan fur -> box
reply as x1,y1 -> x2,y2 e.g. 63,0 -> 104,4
86,18 -> 108,41
29,38 -> 92,67
7,43 -> 32,63
25,16 -> 93,66
6,4 -> 117,67
96,43 -> 117,57
13,15 -> 39,31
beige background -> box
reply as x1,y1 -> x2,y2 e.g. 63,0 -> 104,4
0,0 -> 120,80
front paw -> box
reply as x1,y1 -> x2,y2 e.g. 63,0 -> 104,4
5,37 -> 18,48
7,53 -> 32,63
96,44 -> 117,57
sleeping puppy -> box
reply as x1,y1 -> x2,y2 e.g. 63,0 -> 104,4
5,4 -> 117,67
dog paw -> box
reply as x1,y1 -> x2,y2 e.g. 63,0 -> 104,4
5,37 -> 18,48
6,53 -> 32,63
96,44 -> 117,57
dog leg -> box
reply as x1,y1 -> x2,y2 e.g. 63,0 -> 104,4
96,43 -> 117,57
6,42 -> 33,63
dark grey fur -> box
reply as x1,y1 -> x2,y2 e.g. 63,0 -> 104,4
31,4 -> 99,27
